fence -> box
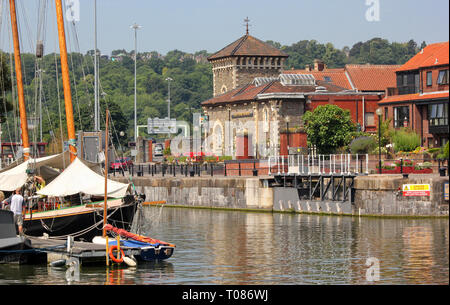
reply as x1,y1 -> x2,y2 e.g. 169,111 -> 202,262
108,156 -> 448,178
268,154 -> 369,175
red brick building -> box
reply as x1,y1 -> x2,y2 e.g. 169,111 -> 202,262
379,42 -> 449,148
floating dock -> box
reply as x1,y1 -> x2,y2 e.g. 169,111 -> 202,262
27,236 -> 142,265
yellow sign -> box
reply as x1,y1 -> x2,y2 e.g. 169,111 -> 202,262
402,184 -> 431,196
445,182 -> 449,201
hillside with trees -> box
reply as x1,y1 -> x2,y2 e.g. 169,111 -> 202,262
0,37 -> 426,151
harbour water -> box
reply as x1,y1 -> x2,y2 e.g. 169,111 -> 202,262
0,207 -> 448,285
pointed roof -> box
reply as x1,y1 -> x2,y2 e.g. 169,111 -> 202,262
207,34 -> 288,61
397,41 -> 449,72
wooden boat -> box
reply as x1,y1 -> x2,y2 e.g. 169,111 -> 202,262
1,0 -> 140,243
0,210 -> 39,264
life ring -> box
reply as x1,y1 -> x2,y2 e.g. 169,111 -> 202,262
109,245 -> 124,263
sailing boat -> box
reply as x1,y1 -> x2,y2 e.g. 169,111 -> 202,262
1,0 -> 140,242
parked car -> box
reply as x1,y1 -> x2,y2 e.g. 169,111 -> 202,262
154,145 -> 163,157
110,157 -> 133,170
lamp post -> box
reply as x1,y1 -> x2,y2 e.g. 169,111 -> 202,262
166,77 -> 173,120
130,23 -> 142,142
285,115 -> 290,155
376,108 -> 383,174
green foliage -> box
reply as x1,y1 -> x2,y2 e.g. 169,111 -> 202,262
163,146 -> 171,156
275,37 -> 421,69
437,142 -> 449,159
349,136 -> 377,154
392,129 -> 421,152
303,105 -> 355,154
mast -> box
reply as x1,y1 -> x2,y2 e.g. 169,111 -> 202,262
9,0 -> 30,160
94,0 -> 98,131
103,109 -> 109,237
55,0 -> 77,162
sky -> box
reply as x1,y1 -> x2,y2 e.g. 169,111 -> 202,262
1,0 -> 449,56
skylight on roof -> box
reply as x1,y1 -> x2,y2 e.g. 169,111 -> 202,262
324,76 -> 332,82
279,74 -> 315,86
253,77 -> 279,87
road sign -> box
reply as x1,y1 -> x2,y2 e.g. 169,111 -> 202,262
402,184 -> 431,196
147,117 -> 177,134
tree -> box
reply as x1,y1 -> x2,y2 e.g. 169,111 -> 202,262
302,105 -> 355,154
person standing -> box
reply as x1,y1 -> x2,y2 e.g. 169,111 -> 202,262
10,188 -> 25,235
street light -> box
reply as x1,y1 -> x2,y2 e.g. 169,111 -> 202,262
130,23 -> 142,142
285,115 -> 290,154
376,108 -> 383,174
166,77 -> 173,120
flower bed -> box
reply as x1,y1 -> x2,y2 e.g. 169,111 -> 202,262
378,159 -> 433,174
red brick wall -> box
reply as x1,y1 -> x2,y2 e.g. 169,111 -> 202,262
280,132 -> 307,156
307,95 -> 383,133
420,66 -> 449,93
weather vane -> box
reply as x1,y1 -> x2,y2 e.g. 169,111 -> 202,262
244,17 -> 251,35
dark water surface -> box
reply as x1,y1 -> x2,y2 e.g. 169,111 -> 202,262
0,207 -> 448,285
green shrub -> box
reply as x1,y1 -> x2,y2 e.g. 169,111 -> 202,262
349,136 -> 377,154
442,142 -> 449,159
392,129 -> 420,152
415,161 -> 432,170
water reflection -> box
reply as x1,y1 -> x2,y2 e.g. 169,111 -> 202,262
0,207 -> 448,285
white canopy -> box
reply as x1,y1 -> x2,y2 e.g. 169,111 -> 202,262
0,153 -> 66,192
36,157 -> 130,198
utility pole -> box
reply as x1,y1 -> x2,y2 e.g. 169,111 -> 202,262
131,23 -> 142,142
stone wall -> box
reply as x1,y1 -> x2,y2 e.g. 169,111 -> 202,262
115,174 -> 449,217
115,176 -> 273,210
354,175 -> 449,216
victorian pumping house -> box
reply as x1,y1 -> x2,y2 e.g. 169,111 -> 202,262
201,31 -> 388,159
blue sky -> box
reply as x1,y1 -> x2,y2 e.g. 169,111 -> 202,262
2,0 -> 449,55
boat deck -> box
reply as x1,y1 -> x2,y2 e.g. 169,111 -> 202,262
27,235 -> 142,264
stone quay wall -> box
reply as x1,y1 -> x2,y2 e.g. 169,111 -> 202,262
114,174 -> 449,217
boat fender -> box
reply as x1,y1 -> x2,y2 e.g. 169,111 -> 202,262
50,259 -> 66,267
109,245 -> 124,263
123,256 -> 137,267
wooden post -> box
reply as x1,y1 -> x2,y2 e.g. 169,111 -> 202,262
55,0 -> 77,162
9,0 -> 30,160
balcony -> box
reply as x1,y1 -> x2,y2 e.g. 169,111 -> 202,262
397,85 -> 419,95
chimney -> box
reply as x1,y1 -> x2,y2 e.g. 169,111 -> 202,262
305,64 -> 311,71
314,59 -> 325,71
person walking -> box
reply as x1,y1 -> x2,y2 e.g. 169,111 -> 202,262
10,188 -> 25,235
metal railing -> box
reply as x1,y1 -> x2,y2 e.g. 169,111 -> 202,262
108,156 -> 448,178
268,154 -> 369,175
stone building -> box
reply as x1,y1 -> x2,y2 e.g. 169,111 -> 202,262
207,34 -> 288,97
201,33 -> 387,159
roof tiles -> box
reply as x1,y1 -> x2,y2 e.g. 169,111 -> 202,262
207,35 -> 288,61
397,42 -> 449,72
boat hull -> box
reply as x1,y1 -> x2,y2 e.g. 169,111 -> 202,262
23,196 -> 138,242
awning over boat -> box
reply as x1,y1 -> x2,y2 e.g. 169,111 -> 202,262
36,157 -> 130,198
0,151 -> 103,192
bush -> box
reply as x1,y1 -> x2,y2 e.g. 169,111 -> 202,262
349,136 -> 377,154
440,142 -> 449,159
392,129 -> 420,152
415,161 -> 432,170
